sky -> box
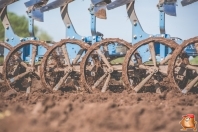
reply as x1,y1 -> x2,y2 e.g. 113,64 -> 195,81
7,0 -> 198,43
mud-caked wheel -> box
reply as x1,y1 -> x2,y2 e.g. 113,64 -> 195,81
169,37 -> 198,94
40,39 -> 90,92
3,40 -> 49,94
80,38 -> 132,93
0,42 -> 12,84
122,37 -> 178,93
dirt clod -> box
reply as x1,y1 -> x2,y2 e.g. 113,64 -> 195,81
0,84 -> 197,132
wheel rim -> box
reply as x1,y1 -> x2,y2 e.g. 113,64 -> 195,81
122,37 -> 178,93
168,36 -> 198,94
80,38 -> 132,93
3,40 -> 49,94
40,39 -> 90,92
0,42 -> 12,82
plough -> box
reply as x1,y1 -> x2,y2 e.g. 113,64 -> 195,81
0,0 -> 197,94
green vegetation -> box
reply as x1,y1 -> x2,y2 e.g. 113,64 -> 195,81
190,56 -> 198,65
110,57 -> 124,64
109,56 -> 198,65
0,56 -> 3,65
0,12 -> 52,41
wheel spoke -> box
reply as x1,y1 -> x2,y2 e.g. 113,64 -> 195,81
185,65 -> 198,73
34,71 -> 40,77
182,76 -> 198,93
96,49 -> 111,68
139,64 -> 149,70
30,45 -> 37,67
13,55 -> 28,69
154,79 -> 161,94
9,71 -> 30,84
160,54 -> 172,65
53,71 -> 70,91
101,73 -> 111,92
26,77 -> 32,96
92,72 -> 108,89
159,69 -> 167,76
149,42 -> 157,67
72,49 -> 84,64
11,64 -> 20,76
133,72 -> 154,92
61,45 -> 71,67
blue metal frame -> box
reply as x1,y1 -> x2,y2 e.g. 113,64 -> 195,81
64,4 -> 102,44
128,1 -> 183,62
1,7 -> 20,58
61,4 -> 104,61
1,5 -> 47,62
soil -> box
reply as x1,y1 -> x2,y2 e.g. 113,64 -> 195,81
0,80 -> 198,132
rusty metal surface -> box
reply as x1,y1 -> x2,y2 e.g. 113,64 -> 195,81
80,38 -> 132,93
168,36 -> 198,92
95,9 -> 107,19
3,40 -> 49,90
122,37 -> 179,92
40,39 -> 90,92
0,42 -> 12,81
0,42 -> 12,51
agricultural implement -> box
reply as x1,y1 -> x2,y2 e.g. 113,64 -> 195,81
0,0 -> 197,94
1,0 -> 50,95
168,0 -> 198,94
122,0 -> 198,93
0,0 -> 17,83
39,0 -> 133,92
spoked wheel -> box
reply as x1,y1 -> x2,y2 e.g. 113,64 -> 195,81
40,39 -> 90,92
169,37 -> 198,94
3,41 -> 49,95
80,38 -> 132,93
122,37 -> 178,93
0,42 -> 12,83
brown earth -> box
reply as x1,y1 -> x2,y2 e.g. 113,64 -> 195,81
0,80 -> 198,132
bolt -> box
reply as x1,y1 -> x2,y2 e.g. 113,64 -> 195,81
6,38 -> 9,41
81,37 -> 85,40
68,67 -> 73,73
133,35 -> 137,39
11,37 -> 14,40
108,67 -> 114,73
72,36 -> 75,39
6,26 -> 9,29
149,35 -> 153,38
140,35 -> 142,38
133,22 -> 137,26
67,24 -> 70,28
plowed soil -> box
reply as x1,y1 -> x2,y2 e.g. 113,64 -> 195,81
0,80 -> 198,132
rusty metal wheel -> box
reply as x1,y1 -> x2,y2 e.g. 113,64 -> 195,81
122,37 -> 178,93
0,42 -> 12,83
40,39 -> 90,92
3,40 -> 49,94
168,37 -> 198,94
80,38 -> 132,93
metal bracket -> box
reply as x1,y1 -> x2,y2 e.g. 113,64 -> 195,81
60,3 -> 102,44
0,7 -> 20,58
